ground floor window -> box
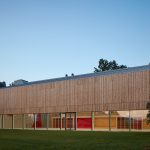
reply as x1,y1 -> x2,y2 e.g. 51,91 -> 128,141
94,111 -> 109,130
25,114 -> 34,128
49,113 -> 60,128
113,111 -> 130,130
130,110 -> 150,130
64,112 -> 76,130
49,112 -> 76,130
0,115 -> 2,128
0,110 -> 150,131
35,113 -> 47,129
3,115 -> 13,129
14,114 -> 23,128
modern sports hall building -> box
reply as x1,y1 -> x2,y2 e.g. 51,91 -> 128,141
0,65 -> 150,131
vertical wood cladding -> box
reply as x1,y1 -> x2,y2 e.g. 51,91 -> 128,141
0,70 -> 149,114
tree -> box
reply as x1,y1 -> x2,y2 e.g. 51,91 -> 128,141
94,58 -> 127,72
147,111 -> 150,124
146,102 -> 150,124
0,81 -> 6,88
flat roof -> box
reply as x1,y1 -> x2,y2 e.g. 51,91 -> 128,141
2,64 -> 150,89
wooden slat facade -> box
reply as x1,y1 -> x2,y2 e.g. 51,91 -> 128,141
0,67 -> 150,114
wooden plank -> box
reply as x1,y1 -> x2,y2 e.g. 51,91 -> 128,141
0,70 -> 149,114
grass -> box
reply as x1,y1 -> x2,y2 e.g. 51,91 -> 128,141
0,130 -> 150,150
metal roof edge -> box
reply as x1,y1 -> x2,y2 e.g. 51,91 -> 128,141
1,64 -> 150,89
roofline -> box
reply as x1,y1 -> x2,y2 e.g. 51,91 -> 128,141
1,64 -> 150,89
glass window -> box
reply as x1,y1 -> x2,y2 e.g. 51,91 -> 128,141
25,114 -> 34,128
61,113 -> 65,129
116,111 -> 129,130
14,114 -> 23,128
94,111 -> 109,130
36,113 -> 47,128
130,110 -> 150,130
65,113 -> 76,130
0,115 -> 2,128
49,113 -> 60,128
3,115 -> 13,129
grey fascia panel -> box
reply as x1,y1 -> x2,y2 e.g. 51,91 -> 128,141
3,64 -> 150,89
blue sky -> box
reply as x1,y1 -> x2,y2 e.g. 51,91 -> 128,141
0,0 -> 150,85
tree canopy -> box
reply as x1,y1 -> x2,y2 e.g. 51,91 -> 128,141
146,102 -> 150,124
0,82 -> 6,88
94,58 -> 127,72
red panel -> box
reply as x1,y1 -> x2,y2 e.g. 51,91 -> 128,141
36,114 -> 42,128
77,118 -> 92,129
67,118 -> 73,128
133,119 -> 142,129
56,118 -> 60,128
32,114 -> 42,128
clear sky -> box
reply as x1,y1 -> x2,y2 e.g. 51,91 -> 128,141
0,0 -> 150,85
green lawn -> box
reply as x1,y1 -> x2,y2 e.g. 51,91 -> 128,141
0,130 -> 150,150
